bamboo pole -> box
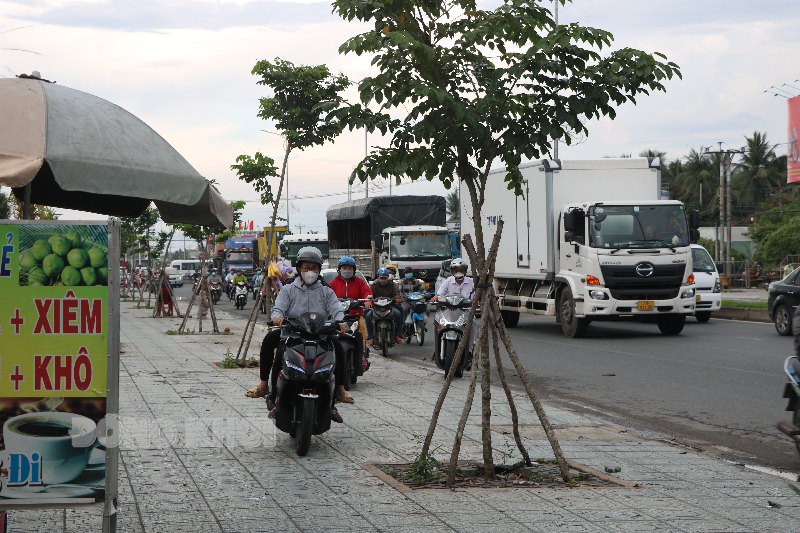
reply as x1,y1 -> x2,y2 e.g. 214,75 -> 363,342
445,334 -> 481,488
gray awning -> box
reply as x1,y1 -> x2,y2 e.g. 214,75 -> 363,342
0,77 -> 232,230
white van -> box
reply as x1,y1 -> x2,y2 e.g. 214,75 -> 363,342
170,260 -> 202,278
691,244 -> 721,322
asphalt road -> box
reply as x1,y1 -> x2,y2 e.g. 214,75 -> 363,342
172,282 -> 799,475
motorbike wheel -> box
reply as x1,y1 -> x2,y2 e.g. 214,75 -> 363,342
381,331 -> 389,358
404,325 -> 413,344
343,349 -> 353,392
443,338 -> 458,379
295,396 -> 315,456
415,319 -> 425,346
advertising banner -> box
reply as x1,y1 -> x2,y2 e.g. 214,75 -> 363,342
789,95 -> 800,184
0,221 -> 111,505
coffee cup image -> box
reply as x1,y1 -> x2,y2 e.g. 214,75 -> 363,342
3,412 -> 97,486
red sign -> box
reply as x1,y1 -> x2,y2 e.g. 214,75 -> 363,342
788,96 -> 800,183
199,253 -> 205,259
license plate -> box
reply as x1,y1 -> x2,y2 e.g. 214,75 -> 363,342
696,295 -> 701,302
637,301 -> 654,310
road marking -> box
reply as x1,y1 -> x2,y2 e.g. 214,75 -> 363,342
736,336 -> 763,341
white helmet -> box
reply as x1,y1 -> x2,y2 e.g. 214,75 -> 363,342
450,258 -> 468,271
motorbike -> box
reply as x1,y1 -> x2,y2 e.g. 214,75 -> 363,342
434,293 -> 473,379
267,312 -> 339,456
777,355 -> 800,454
337,297 -> 368,390
209,281 -> 221,305
402,292 -> 428,346
233,281 -> 248,310
371,296 -> 397,358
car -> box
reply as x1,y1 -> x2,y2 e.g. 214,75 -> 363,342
691,244 -> 721,323
164,267 -> 183,288
321,268 -> 368,285
768,268 -> 800,336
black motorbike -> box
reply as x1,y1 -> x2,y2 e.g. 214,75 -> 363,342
778,355 -> 800,454
209,281 -> 221,305
337,297 -> 368,390
267,312 -> 339,456
434,293 -> 473,379
371,296 -> 397,358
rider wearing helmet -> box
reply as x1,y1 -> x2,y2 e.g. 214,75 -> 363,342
246,247 -> 353,422
207,268 -> 222,285
366,268 -> 404,346
386,264 -> 398,280
329,257 -> 372,370
398,266 -> 425,295
432,258 -> 477,368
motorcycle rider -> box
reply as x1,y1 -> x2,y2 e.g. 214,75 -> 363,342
365,268 -> 404,347
231,269 -> 247,299
398,265 -> 427,322
224,269 -> 234,298
245,247 -> 353,422
386,264 -> 398,281
328,257 -> 372,370
208,268 -> 222,284
431,258 -> 476,367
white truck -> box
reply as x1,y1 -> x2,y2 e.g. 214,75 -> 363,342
376,225 -> 452,288
460,158 -> 700,337
278,233 -> 330,269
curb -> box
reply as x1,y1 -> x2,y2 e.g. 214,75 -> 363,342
713,306 -> 771,323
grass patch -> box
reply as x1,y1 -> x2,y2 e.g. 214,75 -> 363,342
216,348 -> 259,368
721,300 -> 768,309
165,329 -> 195,335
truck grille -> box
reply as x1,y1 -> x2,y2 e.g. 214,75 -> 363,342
412,268 -> 440,283
600,264 -> 685,301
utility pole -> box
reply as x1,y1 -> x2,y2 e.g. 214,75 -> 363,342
704,144 -> 745,278
553,0 -> 559,161
365,129 -> 369,199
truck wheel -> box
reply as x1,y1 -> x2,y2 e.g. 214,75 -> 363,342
501,310 -> 520,328
657,315 -> 686,335
560,288 -> 589,338
695,311 -> 711,323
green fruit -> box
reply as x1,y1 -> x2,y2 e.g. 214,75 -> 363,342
87,248 -> 107,268
96,267 -> 108,285
63,231 -> 83,249
53,281 -> 65,286
80,267 -> 97,286
31,240 -> 52,261
61,266 -> 81,286
48,235 -> 71,257
19,254 -> 39,270
67,248 -> 89,269
42,254 -> 65,277
27,266 -> 50,285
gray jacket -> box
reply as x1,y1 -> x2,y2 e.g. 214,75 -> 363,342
273,277 -> 344,322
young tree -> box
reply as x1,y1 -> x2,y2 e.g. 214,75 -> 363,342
231,58 -> 350,363
330,0 -> 680,482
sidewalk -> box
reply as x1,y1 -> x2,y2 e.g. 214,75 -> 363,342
8,303 -> 800,532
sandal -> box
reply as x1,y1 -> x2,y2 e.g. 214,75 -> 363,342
245,384 -> 268,398
331,408 -> 343,423
335,391 -> 355,404
268,406 -> 277,419
367,338 -> 374,346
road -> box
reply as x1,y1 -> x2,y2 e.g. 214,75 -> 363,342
171,282 -> 799,475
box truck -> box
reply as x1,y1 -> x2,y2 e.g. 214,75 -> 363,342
460,158 -> 700,337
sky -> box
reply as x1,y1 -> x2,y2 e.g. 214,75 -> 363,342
1,0 -> 798,247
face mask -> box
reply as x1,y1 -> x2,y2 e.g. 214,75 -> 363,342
340,270 -> 354,279
454,272 -> 465,280
405,273 -> 413,279
302,271 -> 319,285
379,278 -> 389,285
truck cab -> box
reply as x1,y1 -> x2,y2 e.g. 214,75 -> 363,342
558,201 -> 698,335
378,225 -> 452,289
278,234 -> 329,268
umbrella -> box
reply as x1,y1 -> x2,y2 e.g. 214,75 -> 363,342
0,75 -> 233,230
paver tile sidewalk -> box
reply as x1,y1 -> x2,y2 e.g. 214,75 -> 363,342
7,303 -> 800,532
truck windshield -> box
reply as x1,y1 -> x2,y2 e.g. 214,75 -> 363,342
283,242 -> 329,259
692,247 -> 716,272
389,232 -> 452,261
588,205 -> 689,249
227,252 -> 252,262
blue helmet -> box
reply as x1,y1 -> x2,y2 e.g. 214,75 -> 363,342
338,257 -> 356,269
376,268 -> 390,277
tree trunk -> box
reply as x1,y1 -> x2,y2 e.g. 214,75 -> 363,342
490,320 -> 531,466
445,341 -> 481,489
478,297 -> 494,481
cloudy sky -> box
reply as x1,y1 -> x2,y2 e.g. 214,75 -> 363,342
1,0 -> 797,241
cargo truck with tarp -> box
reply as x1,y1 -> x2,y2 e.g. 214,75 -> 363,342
326,195 -> 449,284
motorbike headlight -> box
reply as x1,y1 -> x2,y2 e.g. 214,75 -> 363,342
681,288 -> 695,299
285,361 -> 305,376
713,279 -> 721,293
314,363 -> 334,375
446,295 -> 463,306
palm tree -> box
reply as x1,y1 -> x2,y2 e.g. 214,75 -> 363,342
676,148 -> 718,209
445,190 -> 459,221
733,131 -> 783,208
639,149 -> 666,160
